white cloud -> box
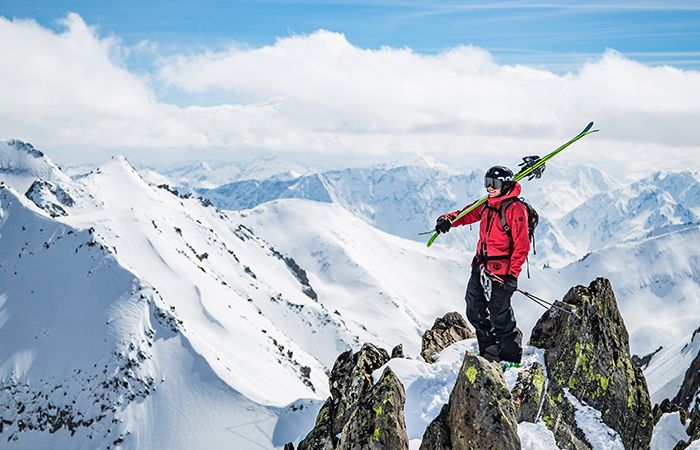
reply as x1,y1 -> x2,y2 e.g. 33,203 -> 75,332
0,13 -> 698,175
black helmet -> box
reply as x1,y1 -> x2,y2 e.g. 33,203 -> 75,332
484,165 -> 514,192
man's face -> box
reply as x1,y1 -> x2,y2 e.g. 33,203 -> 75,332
487,186 -> 502,198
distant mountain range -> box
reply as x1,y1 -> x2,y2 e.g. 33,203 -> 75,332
2,139 -> 699,449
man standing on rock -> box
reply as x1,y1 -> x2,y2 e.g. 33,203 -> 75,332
435,166 -> 530,364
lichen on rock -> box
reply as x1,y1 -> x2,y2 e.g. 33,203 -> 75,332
298,343 -> 391,450
420,354 -> 520,450
529,277 -> 653,450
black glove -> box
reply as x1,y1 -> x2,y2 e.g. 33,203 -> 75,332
435,216 -> 451,234
519,155 -> 545,180
503,274 -> 518,292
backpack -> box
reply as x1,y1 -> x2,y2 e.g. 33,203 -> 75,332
497,197 -> 539,254
493,197 -> 539,278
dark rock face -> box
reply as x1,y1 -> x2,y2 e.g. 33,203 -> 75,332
632,346 -> 663,371
338,367 -> 408,450
420,405 -> 451,450
686,407 -> 700,445
391,344 -> 405,359
529,277 -> 653,450
6,139 -> 44,158
673,328 -> 700,410
420,354 -> 520,450
298,343 -> 391,450
654,398 -> 689,425
511,362 -> 546,423
25,179 -> 75,217
420,312 -> 475,363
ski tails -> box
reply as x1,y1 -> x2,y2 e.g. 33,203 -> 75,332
426,122 -> 598,248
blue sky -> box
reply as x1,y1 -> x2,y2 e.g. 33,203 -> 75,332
1,1 -> 698,171
4,0 -> 700,70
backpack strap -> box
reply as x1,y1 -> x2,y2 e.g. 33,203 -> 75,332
499,197 -> 535,279
498,198 -> 520,237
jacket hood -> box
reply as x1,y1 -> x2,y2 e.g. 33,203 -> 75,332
487,181 -> 522,207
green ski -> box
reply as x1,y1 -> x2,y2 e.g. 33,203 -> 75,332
426,122 -> 599,247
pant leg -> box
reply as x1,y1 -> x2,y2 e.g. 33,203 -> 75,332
488,282 -> 523,363
464,269 -> 497,358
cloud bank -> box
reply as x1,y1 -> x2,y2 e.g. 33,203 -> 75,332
0,13 -> 698,175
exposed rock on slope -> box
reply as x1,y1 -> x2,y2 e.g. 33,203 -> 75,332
420,354 -> 520,450
298,343 -> 408,449
420,312 -> 475,363
529,277 -> 653,450
338,367 -> 408,450
674,328 -> 700,411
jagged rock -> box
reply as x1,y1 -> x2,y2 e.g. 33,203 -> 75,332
420,405 -> 451,450
511,362 -> 546,423
654,398 -> 689,425
673,330 -> 700,410
338,367 -> 408,450
25,179 -> 75,217
420,312 -> 475,363
687,406 -> 700,443
297,398 -> 334,450
632,346 -> 663,371
391,344 -> 405,359
298,343 -> 390,450
284,443 -> 295,450
420,354 -> 520,450
529,277 -> 653,450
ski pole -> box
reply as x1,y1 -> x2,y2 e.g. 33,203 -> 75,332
488,272 -> 580,320
518,289 -> 580,320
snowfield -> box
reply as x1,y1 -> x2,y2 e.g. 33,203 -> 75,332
1,139 -> 699,448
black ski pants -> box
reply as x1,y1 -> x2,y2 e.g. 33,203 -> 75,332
465,268 -> 523,363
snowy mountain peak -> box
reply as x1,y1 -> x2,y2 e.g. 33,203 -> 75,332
384,153 -> 453,172
0,139 -> 69,193
4,139 -> 45,158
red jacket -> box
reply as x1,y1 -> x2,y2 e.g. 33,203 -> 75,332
444,182 -> 530,278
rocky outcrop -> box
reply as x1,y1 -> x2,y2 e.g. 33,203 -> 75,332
674,328 -> 700,410
529,277 -> 653,450
338,367 -> 408,450
511,362 -> 546,423
391,344 -> 405,359
420,354 -> 520,450
25,179 -> 75,217
298,343 -> 396,449
420,312 -> 475,363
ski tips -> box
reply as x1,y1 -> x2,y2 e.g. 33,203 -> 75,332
582,121 -> 599,134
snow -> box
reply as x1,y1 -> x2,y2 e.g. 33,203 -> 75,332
203,159 -> 700,355
372,339 -> 477,440
518,421 -> 561,450
3,138 -> 700,448
0,161 -> 341,447
237,198 -> 470,358
563,388 -> 625,450
0,139 -> 70,193
502,346 -> 547,392
650,412 -> 690,450
644,330 -> 700,405
371,341 -> 550,443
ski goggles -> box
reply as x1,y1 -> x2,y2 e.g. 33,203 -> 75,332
484,177 -> 504,189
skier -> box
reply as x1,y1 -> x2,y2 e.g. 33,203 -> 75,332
434,165 -> 530,363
